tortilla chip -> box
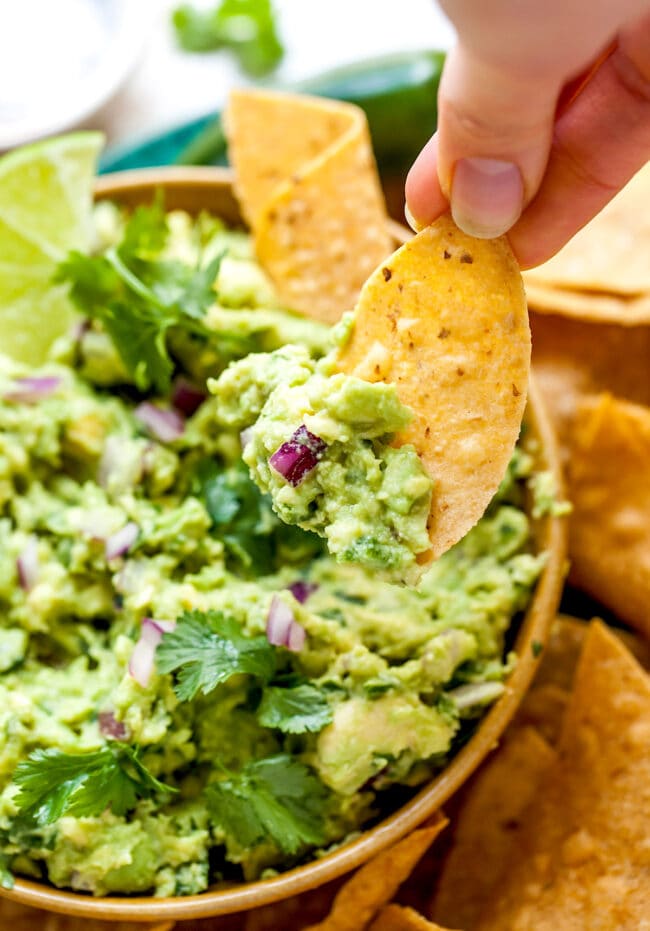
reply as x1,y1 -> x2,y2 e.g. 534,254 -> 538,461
337,216 -> 530,559
370,903 -> 459,931
530,310 -> 650,459
568,394 -> 650,637
431,727 -> 556,930
523,162 -> 650,296
526,281 -> 650,322
477,621 -> 650,930
0,896 -> 173,931
515,682 -> 571,746
244,880 -> 342,931
225,89 -> 391,325
533,615 -> 650,686
304,815 -> 448,931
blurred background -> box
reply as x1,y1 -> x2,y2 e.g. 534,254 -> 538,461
0,0 -> 455,214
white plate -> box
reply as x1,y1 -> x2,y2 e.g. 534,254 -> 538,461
0,0 -> 154,149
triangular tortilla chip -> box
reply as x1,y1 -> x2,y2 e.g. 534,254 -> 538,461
431,727 -> 556,930
568,393 -> 650,637
304,815 -> 447,931
524,163 -> 650,296
477,621 -> 650,930
225,89 -> 391,325
370,903 -> 459,931
337,216 -> 530,559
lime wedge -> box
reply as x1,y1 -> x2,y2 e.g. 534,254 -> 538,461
0,132 -> 104,364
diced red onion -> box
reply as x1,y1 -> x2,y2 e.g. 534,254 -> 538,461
134,402 -> 185,443
17,538 -> 39,591
240,427 -> 253,451
171,377 -> 207,416
287,621 -> 306,652
105,522 -> 139,560
98,710 -> 129,741
266,595 -> 306,652
4,376 -> 61,404
269,425 -> 327,487
287,580 -> 318,604
128,617 -> 177,688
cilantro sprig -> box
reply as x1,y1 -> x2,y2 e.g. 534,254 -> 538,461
206,754 -> 328,854
156,610 -> 333,735
156,609 -> 276,701
13,744 -> 175,825
172,0 -> 284,76
57,199 -> 223,393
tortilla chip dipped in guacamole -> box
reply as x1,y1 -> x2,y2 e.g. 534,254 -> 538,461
211,215 -> 530,582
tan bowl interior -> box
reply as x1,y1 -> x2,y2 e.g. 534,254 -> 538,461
1,167 -> 568,922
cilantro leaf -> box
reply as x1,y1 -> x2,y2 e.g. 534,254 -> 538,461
205,754 -> 328,854
258,683 -> 333,734
13,745 -> 175,825
156,609 -> 276,701
56,202 -> 224,393
172,0 -> 284,76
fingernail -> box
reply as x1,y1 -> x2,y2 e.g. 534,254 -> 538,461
404,203 -> 424,233
451,158 -> 523,238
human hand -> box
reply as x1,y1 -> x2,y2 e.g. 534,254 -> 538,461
405,1 -> 650,267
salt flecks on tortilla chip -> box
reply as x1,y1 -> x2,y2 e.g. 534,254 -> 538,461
568,393 -> 650,637
430,727 -> 556,930
477,621 -> 650,930
370,903 -> 460,931
304,815 -> 447,931
337,216 -> 530,560
523,162 -> 650,297
225,89 -> 391,325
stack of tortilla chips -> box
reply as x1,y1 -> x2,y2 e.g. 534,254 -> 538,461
524,163 -> 650,636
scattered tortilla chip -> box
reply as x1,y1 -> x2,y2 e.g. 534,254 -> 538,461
515,682 -> 571,746
244,880 -> 342,931
225,89 -> 391,325
431,727 -> 556,930
531,310 -> 650,458
526,281 -> 650,322
337,216 -> 530,559
533,615 -> 650,687
304,815 -> 448,931
568,394 -> 650,637
370,903 -> 459,931
0,896 -> 173,931
524,163 -> 650,296
477,621 -> 650,930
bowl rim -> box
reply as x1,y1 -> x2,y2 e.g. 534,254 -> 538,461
1,166 -> 568,922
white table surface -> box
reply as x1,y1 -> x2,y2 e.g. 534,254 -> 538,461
85,0 -> 455,150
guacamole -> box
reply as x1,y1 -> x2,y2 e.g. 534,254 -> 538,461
0,203 -> 546,897
209,345 -> 433,584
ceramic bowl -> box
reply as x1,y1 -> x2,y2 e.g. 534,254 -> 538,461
1,167 -> 568,922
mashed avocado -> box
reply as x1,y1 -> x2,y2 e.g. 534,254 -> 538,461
209,344 -> 433,584
0,204 -> 547,896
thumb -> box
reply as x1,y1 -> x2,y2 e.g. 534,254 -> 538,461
438,43 -> 562,238
407,43 -> 562,239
